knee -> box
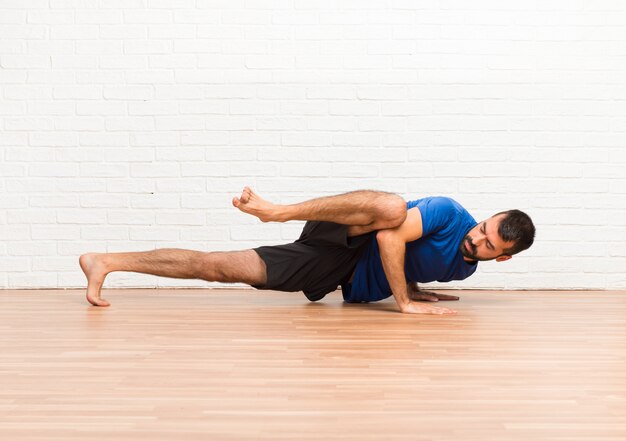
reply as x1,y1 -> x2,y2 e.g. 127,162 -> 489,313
381,194 -> 407,227
195,252 -> 221,281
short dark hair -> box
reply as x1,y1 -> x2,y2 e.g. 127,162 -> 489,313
494,209 -> 535,256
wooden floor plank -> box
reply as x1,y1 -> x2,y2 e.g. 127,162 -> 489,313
0,289 -> 625,440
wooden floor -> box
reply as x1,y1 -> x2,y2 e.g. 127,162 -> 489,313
0,289 -> 625,441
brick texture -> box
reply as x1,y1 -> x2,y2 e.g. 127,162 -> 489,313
1,2 -> 625,289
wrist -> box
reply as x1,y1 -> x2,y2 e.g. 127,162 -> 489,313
397,298 -> 412,311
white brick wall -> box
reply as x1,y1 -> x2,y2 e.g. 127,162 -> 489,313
1,1 -> 625,290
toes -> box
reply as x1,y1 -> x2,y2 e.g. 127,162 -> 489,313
95,298 -> 110,307
239,190 -> 250,204
244,186 -> 256,200
232,197 -> 240,207
87,294 -> 110,307
237,187 -> 259,205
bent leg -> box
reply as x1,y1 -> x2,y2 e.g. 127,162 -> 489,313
232,187 -> 407,235
79,249 -> 266,307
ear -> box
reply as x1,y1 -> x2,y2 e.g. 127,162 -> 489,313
495,255 -> 512,263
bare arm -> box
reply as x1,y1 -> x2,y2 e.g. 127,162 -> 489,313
376,207 -> 456,315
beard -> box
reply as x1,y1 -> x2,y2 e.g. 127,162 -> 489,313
460,235 -> 480,261
460,235 -> 496,262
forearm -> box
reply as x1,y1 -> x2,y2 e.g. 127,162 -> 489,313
377,232 -> 411,311
373,209 -> 456,315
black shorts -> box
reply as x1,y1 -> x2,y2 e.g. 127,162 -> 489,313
252,221 -> 374,302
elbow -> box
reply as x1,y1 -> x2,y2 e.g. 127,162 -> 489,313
376,229 -> 406,251
376,229 -> 395,244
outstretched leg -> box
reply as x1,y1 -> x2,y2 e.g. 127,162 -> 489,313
79,249 -> 266,307
232,187 -> 407,235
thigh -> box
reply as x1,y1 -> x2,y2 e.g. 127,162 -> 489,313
347,223 -> 379,237
202,250 -> 267,286
253,234 -> 372,300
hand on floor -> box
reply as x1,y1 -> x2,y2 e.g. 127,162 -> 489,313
407,282 -> 460,302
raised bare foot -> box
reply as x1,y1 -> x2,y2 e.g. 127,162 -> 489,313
79,253 -> 110,307
231,186 -> 285,222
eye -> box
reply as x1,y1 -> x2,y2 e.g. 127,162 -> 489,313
481,223 -> 494,250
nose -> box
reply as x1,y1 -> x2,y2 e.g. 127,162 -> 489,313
473,233 -> 486,246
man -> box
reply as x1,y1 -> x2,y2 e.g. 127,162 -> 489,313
80,187 -> 535,315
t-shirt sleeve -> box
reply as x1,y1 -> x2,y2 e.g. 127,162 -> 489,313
413,197 -> 458,237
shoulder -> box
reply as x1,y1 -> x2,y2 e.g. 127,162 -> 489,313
408,196 -> 465,214
407,196 -> 468,236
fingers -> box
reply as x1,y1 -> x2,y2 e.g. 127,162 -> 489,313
420,303 -> 456,314
435,293 -> 460,301
412,293 -> 439,302
430,306 -> 456,315
401,302 -> 457,315
412,289 -> 460,301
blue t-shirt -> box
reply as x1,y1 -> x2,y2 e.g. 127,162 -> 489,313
342,196 -> 478,303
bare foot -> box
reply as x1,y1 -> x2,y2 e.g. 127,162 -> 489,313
232,186 -> 285,222
79,253 -> 110,307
